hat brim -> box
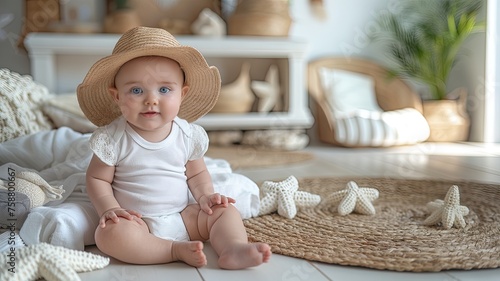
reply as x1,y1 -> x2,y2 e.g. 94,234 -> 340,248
77,46 -> 220,127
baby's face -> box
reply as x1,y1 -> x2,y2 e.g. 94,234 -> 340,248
110,56 -> 189,141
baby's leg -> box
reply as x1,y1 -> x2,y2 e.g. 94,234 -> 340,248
94,217 -> 206,267
182,204 -> 271,269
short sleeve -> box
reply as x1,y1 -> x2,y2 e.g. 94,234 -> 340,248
188,124 -> 209,161
89,127 -> 118,166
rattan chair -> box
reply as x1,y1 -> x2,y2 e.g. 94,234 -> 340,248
308,57 -> 426,147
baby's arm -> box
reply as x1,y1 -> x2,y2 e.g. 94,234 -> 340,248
86,155 -> 142,227
186,158 -> 235,215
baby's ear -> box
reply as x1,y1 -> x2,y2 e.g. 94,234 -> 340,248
181,85 -> 189,99
109,87 -> 119,102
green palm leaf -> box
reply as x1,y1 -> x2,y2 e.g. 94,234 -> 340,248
373,0 -> 485,100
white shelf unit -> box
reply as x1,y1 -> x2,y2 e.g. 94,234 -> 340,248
24,33 -> 313,130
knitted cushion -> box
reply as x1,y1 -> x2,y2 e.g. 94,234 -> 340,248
0,69 -> 54,142
42,93 -> 96,133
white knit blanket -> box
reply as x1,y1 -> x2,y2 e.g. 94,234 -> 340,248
0,68 -> 54,143
0,128 -> 260,251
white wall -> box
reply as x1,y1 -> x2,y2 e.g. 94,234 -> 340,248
0,0 -> 490,141
289,0 -> 396,62
0,1 -> 30,75
485,0 -> 500,142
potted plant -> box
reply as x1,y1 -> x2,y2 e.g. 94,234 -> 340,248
374,0 -> 485,141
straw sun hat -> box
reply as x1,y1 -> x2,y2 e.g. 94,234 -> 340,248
77,26 -> 221,126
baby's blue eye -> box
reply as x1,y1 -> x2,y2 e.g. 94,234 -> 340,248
131,87 -> 143,94
159,86 -> 170,94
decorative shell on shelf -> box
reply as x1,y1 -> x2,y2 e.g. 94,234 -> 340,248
210,62 -> 255,114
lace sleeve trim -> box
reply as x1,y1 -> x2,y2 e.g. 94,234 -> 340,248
188,124 -> 209,161
89,127 -> 117,166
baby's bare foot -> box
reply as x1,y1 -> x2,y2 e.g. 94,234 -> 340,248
171,241 -> 206,267
218,243 -> 271,269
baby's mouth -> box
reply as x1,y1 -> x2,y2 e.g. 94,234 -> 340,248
141,111 -> 159,118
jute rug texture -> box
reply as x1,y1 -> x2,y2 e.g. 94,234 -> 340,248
244,177 -> 500,272
206,146 -> 314,169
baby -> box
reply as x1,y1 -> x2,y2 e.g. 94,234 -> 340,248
77,26 -> 271,269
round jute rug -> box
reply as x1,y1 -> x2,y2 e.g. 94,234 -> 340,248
205,146 -> 314,169
244,177 -> 500,272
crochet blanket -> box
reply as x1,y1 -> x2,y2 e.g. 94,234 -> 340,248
0,127 -> 260,251
0,68 -> 54,143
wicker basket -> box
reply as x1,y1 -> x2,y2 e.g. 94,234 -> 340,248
422,88 -> 470,141
228,0 -> 291,36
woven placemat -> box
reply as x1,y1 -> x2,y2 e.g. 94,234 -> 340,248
244,177 -> 500,272
206,146 -> 314,169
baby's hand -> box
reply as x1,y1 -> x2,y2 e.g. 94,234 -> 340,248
199,193 -> 236,215
99,208 -> 143,228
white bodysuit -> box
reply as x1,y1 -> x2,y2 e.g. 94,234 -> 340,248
89,116 -> 208,240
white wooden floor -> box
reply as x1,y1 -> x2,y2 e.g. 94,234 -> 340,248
79,142 -> 500,281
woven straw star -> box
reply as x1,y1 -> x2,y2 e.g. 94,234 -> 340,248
423,185 -> 470,229
326,181 -> 379,216
0,243 -> 109,281
258,176 -> 321,219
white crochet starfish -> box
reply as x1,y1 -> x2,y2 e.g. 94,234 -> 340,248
0,243 -> 109,281
258,176 -> 321,219
326,181 -> 379,216
423,185 -> 470,229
